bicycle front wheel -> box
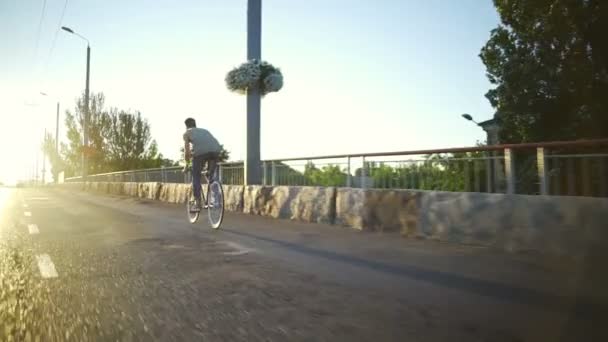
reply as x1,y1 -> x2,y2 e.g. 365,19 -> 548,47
207,180 -> 224,229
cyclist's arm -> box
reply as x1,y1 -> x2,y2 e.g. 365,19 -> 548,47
183,131 -> 192,163
184,140 -> 191,163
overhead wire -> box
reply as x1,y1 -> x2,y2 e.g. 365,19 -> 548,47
40,0 -> 70,92
33,0 -> 48,60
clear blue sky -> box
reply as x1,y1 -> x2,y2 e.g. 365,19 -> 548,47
0,0 -> 499,183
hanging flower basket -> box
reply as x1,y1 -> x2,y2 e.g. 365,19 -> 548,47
225,59 -> 283,96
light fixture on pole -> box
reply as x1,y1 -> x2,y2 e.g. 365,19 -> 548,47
61,26 -> 90,180
461,113 -> 479,124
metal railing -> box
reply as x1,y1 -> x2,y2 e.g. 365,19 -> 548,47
65,162 -> 245,186
65,138 -> 608,197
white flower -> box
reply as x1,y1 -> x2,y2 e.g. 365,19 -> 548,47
226,62 -> 261,91
263,72 -> 283,93
225,60 -> 284,96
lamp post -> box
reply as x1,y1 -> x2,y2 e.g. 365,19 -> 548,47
462,113 -> 502,192
245,0 -> 262,185
461,113 -> 500,145
40,92 -> 60,157
61,26 -> 90,181
40,92 -> 61,183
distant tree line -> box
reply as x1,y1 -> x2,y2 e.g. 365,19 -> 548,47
42,92 -> 229,182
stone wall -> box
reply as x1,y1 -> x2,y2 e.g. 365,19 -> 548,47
243,186 -> 335,224
59,182 -> 608,258
418,192 -> 608,256
335,188 -> 420,234
224,185 -> 244,212
334,188 -> 608,259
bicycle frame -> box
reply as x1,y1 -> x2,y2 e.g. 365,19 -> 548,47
188,165 -> 219,207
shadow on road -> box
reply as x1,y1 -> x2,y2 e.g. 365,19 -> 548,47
222,227 -> 606,320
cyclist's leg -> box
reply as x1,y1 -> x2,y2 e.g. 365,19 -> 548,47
192,155 -> 204,207
207,155 -> 219,181
205,153 -> 220,206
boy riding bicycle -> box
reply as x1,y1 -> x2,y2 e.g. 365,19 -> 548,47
183,117 -> 222,211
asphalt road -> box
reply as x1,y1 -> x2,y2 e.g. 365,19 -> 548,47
0,187 -> 605,341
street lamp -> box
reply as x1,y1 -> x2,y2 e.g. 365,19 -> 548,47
461,113 -> 500,145
462,113 -> 501,192
40,92 -> 60,171
61,26 -> 90,180
461,113 -> 478,124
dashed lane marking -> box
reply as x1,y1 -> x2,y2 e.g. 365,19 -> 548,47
36,254 -> 58,278
28,224 -> 39,234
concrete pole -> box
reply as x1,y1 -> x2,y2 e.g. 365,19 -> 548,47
55,102 -> 60,156
245,0 -> 262,185
36,150 -> 39,185
42,128 -> 46,184
82,44 -> 90,181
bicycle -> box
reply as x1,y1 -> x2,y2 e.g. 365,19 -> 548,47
185,164 -> 225,229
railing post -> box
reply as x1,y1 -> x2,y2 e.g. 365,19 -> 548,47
474,159 -> 481,192
600,157 -> 607,197
361,156 -> 367,189
553,160 -> 561,195
485,152 -> 493,193
537,147 -> 549,195
567,158 -> 576,195
504,148 -> 516,194
464,159 -> 471,192
262,161 -> 268,186
271,161 -> 277,186
346,156 -> 352,187
582,158 -> 592,196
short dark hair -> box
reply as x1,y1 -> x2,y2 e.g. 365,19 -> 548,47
185,118 -> 196,128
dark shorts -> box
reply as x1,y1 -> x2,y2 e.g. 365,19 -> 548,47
193,152 -> 220,176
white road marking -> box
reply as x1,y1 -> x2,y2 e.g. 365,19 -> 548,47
27,197 -> 49,201
23,203 -> 28,208
36,254 -> 58,278
28,224 -> 39,234
218,241 -> 255,256
24,211 -> 32,217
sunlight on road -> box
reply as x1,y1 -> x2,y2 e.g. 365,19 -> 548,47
0,187 -> 14,214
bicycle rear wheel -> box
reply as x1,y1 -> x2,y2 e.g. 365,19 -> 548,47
207,180 -> 224,229
187,187 -> 200,224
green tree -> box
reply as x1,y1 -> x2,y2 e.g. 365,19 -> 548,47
62,92 -> 167,176
480,0 -> 608,143
41,132 -> 64,182
62,92 -> 110,176
103,108 -> 161,170
303,162 -> 347,187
